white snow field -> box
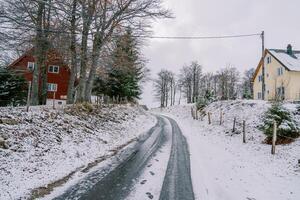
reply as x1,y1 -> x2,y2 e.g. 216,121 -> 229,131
0,104 -> 156,200
154,100 -> 300,200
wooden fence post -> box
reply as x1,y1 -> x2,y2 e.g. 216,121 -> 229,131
208,112 -> 211,124
232,117 -> 236,132
271,121 -> 277,155
220,109 -> 223,125
191,107 -> 194,119
243,120 -> 246,143
26,81 -> 31,112
53,92 -> 56,110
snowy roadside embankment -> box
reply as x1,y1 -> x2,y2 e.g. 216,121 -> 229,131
153,100 -> 300,200
0,104 -> 156,200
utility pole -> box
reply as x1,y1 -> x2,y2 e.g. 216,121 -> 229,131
261,31 -> 265,100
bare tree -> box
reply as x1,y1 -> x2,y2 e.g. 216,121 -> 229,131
178,61 -> 202,103
241,68 -> 255,99
1,0 -> 171,105
1,0 -> 60,105
153,69 -> 174,108
216,66 -> 240,100
77,0 -> 171,102
191,61 -> 202,102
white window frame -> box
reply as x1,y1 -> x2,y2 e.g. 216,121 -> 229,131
48,65 -> 60,73
27,62 -> 35,71
277,67 -> 284,76
267,56 -> 272,64
47,83 -> 58,92
258,92 -> 262,99
258,75 -> 262,82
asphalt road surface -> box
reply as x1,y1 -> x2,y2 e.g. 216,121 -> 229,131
54,116 -> 194,200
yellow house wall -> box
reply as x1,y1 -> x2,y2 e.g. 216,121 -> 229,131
253,51 -> 300,101
253,64 -> 262,99
289,71 -> 300,100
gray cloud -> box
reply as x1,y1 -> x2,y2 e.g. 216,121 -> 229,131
141,0 -> 300,107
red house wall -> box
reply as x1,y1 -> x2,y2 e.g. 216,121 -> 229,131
9,50 -> 71,100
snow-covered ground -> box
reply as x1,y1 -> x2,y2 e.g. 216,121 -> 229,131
0,104 -> 156,200
154,100 -> 300,200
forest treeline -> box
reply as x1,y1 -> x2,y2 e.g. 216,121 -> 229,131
154,62 -> 254,107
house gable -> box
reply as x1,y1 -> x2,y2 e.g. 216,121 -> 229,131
253,46 -> 300,101
8,48 -> 71,100
252,49 -> 295,82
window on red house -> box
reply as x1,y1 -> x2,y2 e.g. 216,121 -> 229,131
27,62 -> 35,71
48,65 -> 60,73
47,83 -> 58,92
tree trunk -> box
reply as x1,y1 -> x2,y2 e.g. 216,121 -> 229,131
170,80 -> 173,106
67,0 -> 78,104
40,0 -> 52,105
32,1 -> 46,106
173,84 -> 176,106
76,4 -> 92,103
84,33 -> 103,102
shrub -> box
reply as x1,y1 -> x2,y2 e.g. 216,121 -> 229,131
296,105 -> 300,113
196,97 -> 208,110
0,67 -> 27,107
196,90 -> 216,111
261,103 -> 300,139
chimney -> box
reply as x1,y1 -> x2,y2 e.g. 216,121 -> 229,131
287,44 -> 293,56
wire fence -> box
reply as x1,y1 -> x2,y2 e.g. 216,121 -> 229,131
191,106 -> 300,155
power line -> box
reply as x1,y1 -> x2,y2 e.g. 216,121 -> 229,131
133,33 -> 261,40
0,25 -> 262,40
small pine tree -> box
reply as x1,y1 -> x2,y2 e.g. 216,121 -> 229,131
196,90 -> 215,110
261,103 -> 300,139
106,28 -> 146,102
196,97 -> 208,110
0,67 -> 27,107
93,75 -> 107,97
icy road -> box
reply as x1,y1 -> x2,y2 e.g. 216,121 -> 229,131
54,116 -> 194,200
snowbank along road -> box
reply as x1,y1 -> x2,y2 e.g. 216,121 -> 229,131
53,115 -> 194,200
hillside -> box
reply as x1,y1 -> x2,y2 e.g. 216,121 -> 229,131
154,100 -> 300,200
0,104 -> 156,199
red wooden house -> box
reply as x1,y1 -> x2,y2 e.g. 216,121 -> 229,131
8,48 -> 71,101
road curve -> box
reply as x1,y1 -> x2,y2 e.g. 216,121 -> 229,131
54,115 -> 194,200
159,117 -> 194,200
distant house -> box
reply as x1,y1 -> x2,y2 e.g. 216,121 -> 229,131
8,48 -> 71,101
253,45 -> 300,101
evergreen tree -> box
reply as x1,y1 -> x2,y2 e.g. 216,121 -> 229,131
0,67 -> 27,106
196,90 -> 215,110
261,103 -> 300,139
93,75 -> 107,97
106,28 -> 147,102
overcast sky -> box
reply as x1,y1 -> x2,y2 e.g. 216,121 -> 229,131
140,0 -> 300,107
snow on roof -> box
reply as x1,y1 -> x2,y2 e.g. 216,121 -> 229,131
268,49 -> 300,71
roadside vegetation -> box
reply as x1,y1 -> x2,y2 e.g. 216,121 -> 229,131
261,102 -> 300,144
0,67 -> 27,107
0,0 -> 171,105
